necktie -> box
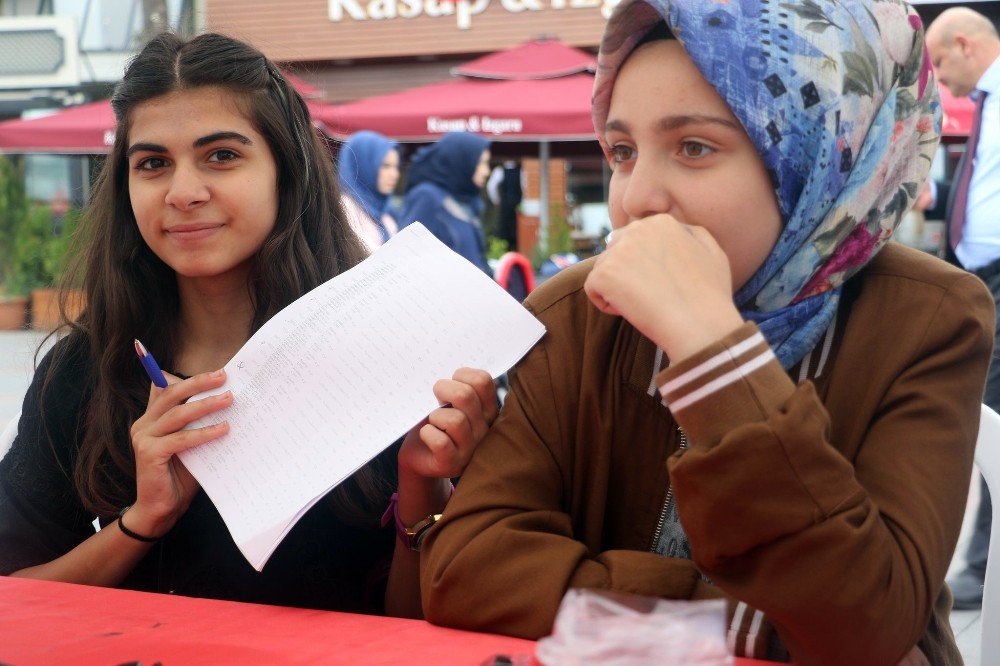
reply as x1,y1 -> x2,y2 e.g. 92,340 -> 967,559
949,90 -> 987,251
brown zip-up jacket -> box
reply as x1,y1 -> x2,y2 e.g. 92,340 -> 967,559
421,243 -> 994,665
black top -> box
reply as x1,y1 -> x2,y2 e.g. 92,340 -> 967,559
0,333 -> 395,613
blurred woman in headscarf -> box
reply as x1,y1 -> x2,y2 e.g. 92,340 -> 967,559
399,131 -> 492,274
338,130 -> 401,251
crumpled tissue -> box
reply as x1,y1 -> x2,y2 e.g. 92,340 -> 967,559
535,589 -> 732,665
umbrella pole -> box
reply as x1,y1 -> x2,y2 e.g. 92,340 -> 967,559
539,139 -> 550,256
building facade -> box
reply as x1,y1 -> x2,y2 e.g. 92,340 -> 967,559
206,0 -> 612,102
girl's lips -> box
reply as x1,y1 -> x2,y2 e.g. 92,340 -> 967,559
166,224 -> 224,242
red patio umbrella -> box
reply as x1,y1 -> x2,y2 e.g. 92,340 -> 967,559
0,99 -> 116,154
0,73 -> 326,154
452,39 -> 596,80
316,40 -> 597,143
318,74 -> 596,142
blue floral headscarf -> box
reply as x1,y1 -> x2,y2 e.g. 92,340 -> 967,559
593,0 -> 941,368
338,131 -> 398,239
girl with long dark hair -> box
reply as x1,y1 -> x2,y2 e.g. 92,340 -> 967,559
0,32 -> 496,618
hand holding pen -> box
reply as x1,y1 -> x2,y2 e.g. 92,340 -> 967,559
125,339 -> 231,540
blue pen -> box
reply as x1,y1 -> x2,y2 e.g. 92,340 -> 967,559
134,339 -> 168,388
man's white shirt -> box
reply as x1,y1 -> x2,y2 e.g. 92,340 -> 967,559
956,55 -> 1000,270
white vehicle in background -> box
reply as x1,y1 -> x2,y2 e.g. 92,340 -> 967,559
572,202 -> 612,239
569,202 -> 612,256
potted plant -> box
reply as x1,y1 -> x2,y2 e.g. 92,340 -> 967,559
6,203 -> 84,331
0,289 -> 28,330
0,156 -> 30,330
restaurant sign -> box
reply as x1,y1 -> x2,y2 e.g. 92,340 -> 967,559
329,0 -> 621,30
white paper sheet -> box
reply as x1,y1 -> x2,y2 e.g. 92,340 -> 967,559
179,223 -> 546,571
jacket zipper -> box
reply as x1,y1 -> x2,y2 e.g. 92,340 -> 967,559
649,426 -> 688,552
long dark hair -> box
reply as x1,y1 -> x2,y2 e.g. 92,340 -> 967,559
44,32 -> 393,522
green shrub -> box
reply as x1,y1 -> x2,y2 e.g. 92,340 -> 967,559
486,236 -> 509,261
0,157 -> 30,295
5,205 -> 81,296
530,206 -> 574,270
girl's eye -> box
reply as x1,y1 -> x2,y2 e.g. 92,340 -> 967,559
208,148 -> 240,163
135,156 -> 167,171
680,141 -> 715,159
608,144 -> 635,164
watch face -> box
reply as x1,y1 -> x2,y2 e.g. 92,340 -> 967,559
411,527 -> 431,552
408,514 -> 443,552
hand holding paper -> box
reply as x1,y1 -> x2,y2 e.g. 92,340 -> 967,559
398,367 -> 499,481
181,223 -> 545,570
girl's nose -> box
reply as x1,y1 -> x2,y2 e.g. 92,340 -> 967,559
620,158 -> 672,222
164,164 -> 210,211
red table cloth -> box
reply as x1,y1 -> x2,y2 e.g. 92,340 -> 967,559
0,576 -> 773,665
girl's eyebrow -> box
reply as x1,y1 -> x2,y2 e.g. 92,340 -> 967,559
193,131 -> 253,148
604,119 -> 630,134
126,131 -> 253,158
605,114 -> 740,134
657,114 -> 741,132
126,142 -> 166,158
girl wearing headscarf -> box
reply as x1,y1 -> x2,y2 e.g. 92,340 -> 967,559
399,131 -> 492,274
338,130 -> 401,251
421,1 -> 993,663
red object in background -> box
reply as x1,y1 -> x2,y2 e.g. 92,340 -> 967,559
316,40 -> 598,142
939,84 -> 975,137
0,98 -> 116,154
0,72 -> 324,154
318,75 -> 597,142
494,251 -> 536,298
453,39 -> 596,80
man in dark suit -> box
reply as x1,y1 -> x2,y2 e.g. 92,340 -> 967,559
926,7 -> 1000,611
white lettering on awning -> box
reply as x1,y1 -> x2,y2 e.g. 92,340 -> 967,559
329,0 -> 367,20
427,116 -> 524,135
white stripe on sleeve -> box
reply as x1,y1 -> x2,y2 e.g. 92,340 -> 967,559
664,348 -> 777,412
660,332 -> 766,396
647,346 -> 665,397
727,601 -> 748,655
744,609 -> 765,658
